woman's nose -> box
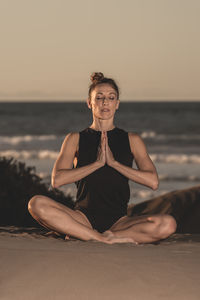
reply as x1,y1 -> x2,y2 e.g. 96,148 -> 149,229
102,98 -> 109,104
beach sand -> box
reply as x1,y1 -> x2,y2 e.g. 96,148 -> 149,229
0,227 -> 200,300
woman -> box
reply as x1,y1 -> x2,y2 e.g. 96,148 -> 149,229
28,72 -> 177,244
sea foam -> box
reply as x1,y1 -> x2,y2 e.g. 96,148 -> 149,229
0,135 -> 57,145
1,150 -> 200,164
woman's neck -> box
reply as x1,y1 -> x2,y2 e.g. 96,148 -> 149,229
89,119 -> 115,132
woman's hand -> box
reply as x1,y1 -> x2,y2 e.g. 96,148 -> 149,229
105,131 -> 116,167
96,131 -> 116,167
96,131 -> 106,167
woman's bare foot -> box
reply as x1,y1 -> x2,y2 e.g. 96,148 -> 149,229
102,230 -> 138,244
65,234 -> 70,240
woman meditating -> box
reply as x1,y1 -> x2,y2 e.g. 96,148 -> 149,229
28,72 -> 177,244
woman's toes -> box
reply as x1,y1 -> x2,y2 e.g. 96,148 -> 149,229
65,234 -> 70,240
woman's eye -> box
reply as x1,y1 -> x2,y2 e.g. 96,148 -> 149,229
96,96 -> 115,100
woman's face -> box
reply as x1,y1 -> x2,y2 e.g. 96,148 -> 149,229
87,83 -> 120,120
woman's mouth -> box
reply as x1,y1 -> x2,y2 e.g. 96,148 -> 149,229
101,109 -> 110,112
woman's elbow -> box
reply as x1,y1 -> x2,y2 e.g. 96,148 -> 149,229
151,177 -> 159,191
51,175 -> 60,189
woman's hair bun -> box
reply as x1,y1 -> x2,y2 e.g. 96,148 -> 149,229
90,72 -> 104,83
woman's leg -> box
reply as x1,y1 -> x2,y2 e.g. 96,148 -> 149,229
108,214 -> 177,244
28,195 -> 105,242
28,195 -> 138,244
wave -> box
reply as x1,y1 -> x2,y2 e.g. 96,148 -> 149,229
150,154 -> 200,164
141,131 -> 157,138
141,132 -> 200,140
1,150 -> 200,164
0,135 -> 58,145
0,150 -> 59,160
141,131 -> 200,140
1,132 -> 200,146
159,174 -> 200,181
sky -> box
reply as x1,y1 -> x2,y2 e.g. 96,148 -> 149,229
0,0 -> 200,101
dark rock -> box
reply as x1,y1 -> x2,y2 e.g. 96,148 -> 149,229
128,185 -> 200,233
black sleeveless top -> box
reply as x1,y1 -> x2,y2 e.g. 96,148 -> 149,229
74,127 -> 134,220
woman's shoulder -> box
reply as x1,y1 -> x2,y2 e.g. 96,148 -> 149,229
62,132 -> 80,147
63,127 -> 93,144
128,132 -> 141,139
64,131 -> 79,139
128,132 -> 146,149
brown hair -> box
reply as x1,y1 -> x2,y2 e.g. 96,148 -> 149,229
88,72 -> 120,99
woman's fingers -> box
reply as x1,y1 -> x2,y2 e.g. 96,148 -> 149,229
104,132 -> 116,167
99,131 -> 115,167
95,131 -> 106,166
101,131 -> 106,151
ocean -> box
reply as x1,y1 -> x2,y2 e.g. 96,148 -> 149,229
0,101 -> 200,204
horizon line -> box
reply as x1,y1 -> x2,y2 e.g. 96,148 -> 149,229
0,99 -> 200,103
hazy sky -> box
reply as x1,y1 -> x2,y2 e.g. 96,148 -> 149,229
0,0 -> 200,101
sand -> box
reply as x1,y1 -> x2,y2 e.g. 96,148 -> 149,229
0,227 -> 200,300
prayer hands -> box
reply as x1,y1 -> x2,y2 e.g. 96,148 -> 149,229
104,131 -> 116,166
96,131 -> 116,167
96,131 -> 106,167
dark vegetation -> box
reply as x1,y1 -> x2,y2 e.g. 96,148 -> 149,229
0,156 -> 74,227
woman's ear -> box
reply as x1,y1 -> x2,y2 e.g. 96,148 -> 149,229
116,99 -> 120,110
87,98 -> 92,109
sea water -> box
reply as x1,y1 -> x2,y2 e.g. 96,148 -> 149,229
0,101 -> 200,204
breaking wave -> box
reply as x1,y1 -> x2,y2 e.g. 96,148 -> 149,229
1,132 -> 200,147
0,150 -> 59,160
0,135 -> 57,145
141,132 -> 200,141
1,150 -> 200,164
150,154 -> 200,164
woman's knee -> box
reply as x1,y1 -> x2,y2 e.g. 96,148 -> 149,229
28,195 -> 49,217
158,215 -> 177,239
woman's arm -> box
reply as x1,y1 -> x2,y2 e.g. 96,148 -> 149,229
105,132 -> 159,190
51,132 -> 106,188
